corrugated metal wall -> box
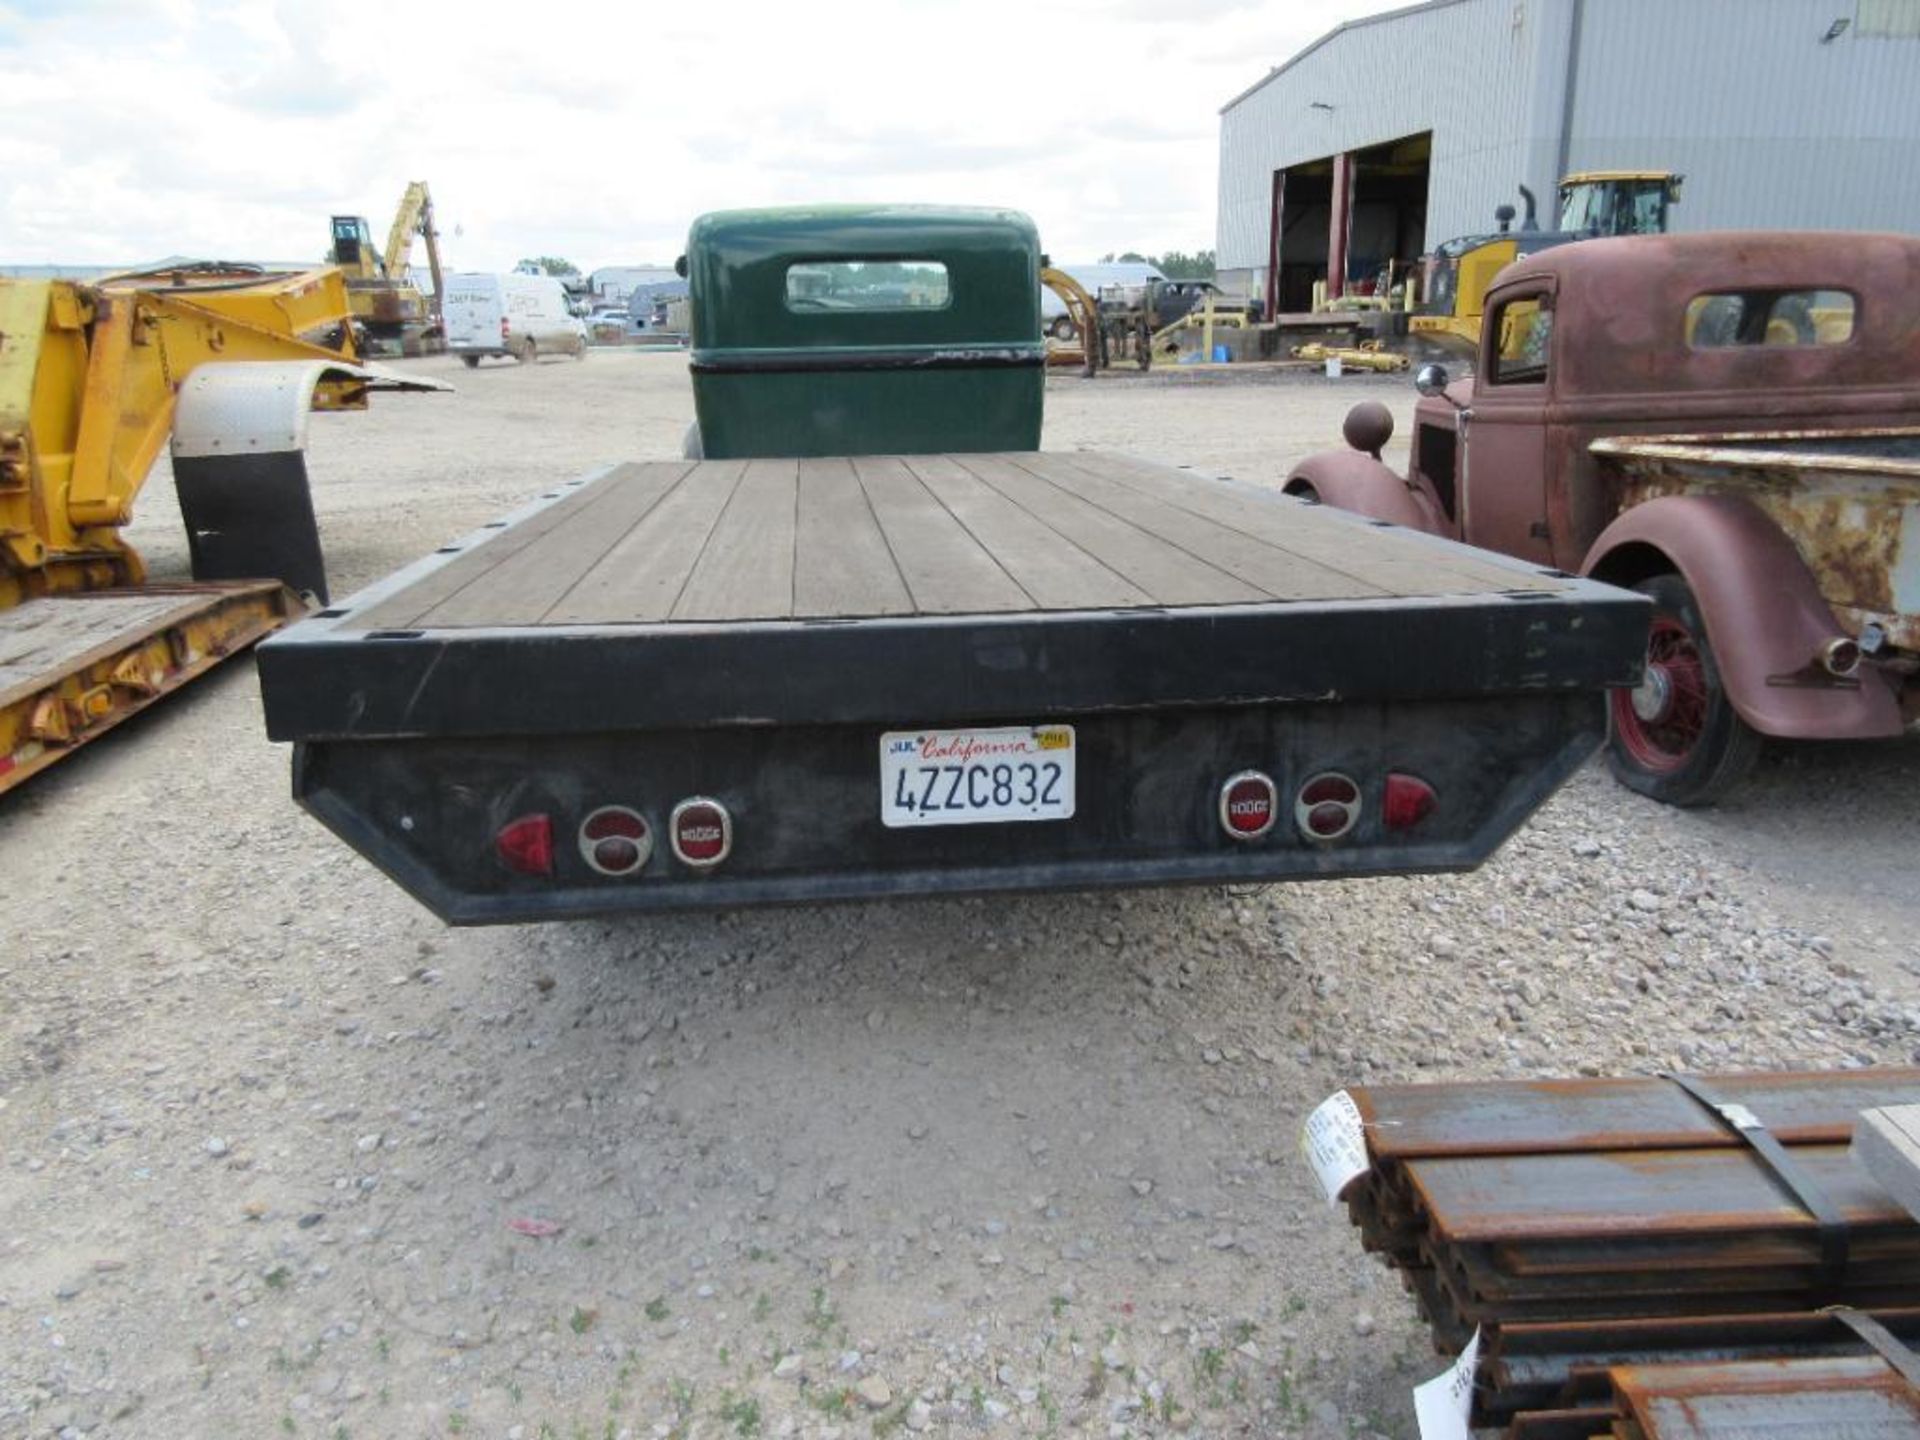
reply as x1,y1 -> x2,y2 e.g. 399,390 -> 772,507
1217,0 -> 1559,286
1218,0 -> 1920,290
1565,0 -> 1920,234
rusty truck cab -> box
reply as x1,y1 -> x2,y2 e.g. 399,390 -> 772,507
1411,233 -> 1920,570
1297,231 -> 1920,806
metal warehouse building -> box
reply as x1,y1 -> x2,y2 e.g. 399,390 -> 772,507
1216,0 -> 1920,314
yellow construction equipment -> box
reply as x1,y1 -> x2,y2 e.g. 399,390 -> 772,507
1412,170 -> 1681,349
0,261 -> 443,793
1290,340 -> 1409,372
329,181 -> 447,356
1041,267 -> 1104,375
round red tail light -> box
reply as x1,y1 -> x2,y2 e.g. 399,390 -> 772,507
496,813 -> 554,875
669,797 -> 731,868
579,805 -> 652,876
1218,770 -> 1278,840
1382,773 -> 1437,831
1296,772 -> 1360,841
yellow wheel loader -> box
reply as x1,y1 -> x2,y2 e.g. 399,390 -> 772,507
0,261 -> 443,794
1412,171 -> 1681,350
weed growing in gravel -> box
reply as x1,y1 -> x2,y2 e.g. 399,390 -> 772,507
751,1291 -> 771,1322
569,1306 -> 597,1335
374,1332 -> 391,1361
1274,1352 -> 1310,1429
1082,1354 -> 1108,1400
263,1265 -> 291,1290
279,1419 -> 294,1435
871,1399 -> 914,1437
716,1391 -> 761,1436
663,1377 -> 697,1437
804,1285 -> 839,1342
447,1413 -> 466,1433
807,1384 -> 853,1418
1036,1384 -> 1060,1435
1049,1294 -> 1070,1319
645,1296 -> 671,1322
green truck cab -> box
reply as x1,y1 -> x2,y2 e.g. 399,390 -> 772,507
683,205 -> 1046,459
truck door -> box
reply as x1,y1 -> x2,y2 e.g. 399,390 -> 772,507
1461,284 -> 1555,566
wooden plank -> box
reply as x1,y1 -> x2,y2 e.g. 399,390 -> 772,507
673,458 -> 800,622
792,457 -> 913,618
351,464 -> 657,630
851,456 -> 1032,614
0,591 -> 212,707
905,455 -> 1148,610
543,459 -> 747,624
1011,451 -> 1391,602
410,462 -> 692,628
955,454 -> 1268,606
1855,1106 -> 1920,1224
1084,450 -> 1562,596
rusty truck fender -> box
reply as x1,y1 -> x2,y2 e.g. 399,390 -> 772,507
1582,494 -> 1903,740
1283,451 -> 1446,534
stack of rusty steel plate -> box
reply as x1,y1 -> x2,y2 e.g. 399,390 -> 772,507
1506,1354 -> 1920,1438
1329,1067 -> 1920,1430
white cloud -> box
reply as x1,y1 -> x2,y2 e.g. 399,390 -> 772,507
0,0 -> 1407,271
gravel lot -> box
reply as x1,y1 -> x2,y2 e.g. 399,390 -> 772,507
4,351 -> 1916,1440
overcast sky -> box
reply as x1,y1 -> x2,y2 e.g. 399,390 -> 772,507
0,0 -> 1406,274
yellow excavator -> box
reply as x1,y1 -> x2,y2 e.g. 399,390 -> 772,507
328,181 -> 447,356
1412,171 -> 1681,349
0,261 -> 443,793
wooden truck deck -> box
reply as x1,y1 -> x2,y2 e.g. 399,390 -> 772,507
260,451 -> 1638,745
346,451 -> 1560,633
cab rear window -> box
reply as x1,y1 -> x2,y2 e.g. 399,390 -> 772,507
785,260 -> 950,312
1686,289 -> 1856,347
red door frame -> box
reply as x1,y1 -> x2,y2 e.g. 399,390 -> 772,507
1327,150 -> 1356,301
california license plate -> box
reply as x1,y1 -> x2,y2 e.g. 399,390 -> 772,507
879,725 -> 1076,828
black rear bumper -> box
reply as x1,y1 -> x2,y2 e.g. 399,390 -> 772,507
291,693 -> 1606,923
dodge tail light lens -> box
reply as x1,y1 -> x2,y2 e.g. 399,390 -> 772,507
1382,773 -> 1437,831
496,814 -> 554,875
670,797 -> 732,868
1218,770 -> 1278,840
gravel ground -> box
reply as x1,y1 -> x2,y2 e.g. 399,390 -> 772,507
3,351 -> 1916,1440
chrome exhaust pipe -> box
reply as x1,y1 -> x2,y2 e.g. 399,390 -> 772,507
1820,636 -> 1862,677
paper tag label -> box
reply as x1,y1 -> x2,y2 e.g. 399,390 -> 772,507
1300,1089 -> 1370,1205
1412,1327 -> 1481,1440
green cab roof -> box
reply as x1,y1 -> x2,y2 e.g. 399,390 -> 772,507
684,204 -> 1043,353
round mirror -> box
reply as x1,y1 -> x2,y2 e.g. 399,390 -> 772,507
1414,363 -> 1450,398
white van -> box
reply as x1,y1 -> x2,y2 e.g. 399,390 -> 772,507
442,271 -> 587,366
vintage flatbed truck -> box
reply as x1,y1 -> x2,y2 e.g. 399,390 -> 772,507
1290,231 -> 1920,806
255,206 -> 1646,923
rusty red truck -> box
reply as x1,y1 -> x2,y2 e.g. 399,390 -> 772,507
1290,231 -> 1920,806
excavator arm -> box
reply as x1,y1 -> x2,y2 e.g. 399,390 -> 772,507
381,181 -> 444,325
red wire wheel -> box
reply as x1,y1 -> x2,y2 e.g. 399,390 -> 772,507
1610,614 -> 1709,773
1605,574 -> 1762,807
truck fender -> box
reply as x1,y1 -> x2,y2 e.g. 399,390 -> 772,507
1283,450 -> 1444,535
171,360 -> 449,604
1582,494 -> 1902,740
